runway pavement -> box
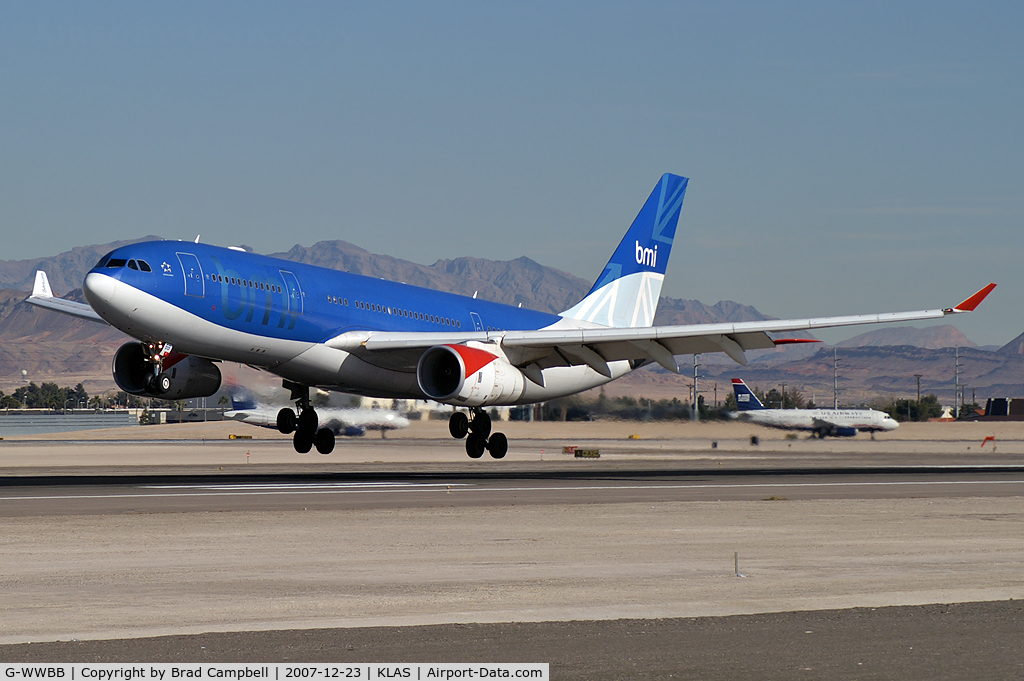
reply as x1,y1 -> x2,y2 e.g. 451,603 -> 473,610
1,419 -> 1023,677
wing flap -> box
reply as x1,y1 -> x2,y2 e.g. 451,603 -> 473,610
323,285 -> 993,370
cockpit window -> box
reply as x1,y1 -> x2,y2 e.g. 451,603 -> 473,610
127,260 -> 139,270
137,260 -> 152,272
95,255 -> 110,268
105,259 -> 127,268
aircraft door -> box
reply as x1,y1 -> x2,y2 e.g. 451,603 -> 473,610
279,270 -> 304,315
176,253 -> 205,298
470,312 -> 484,331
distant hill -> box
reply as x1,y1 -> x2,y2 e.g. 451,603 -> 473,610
268,240 -> 591,313
0,236 -> 162,295
836,325 -> 976,350
600,343 -> 1024,406
997,331 -> 1024,357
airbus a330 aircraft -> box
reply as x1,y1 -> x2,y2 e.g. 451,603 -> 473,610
27,174 -> 995,458
730,378 -> 898,437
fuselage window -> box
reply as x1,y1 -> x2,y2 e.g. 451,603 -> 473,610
457,320 -> 461,328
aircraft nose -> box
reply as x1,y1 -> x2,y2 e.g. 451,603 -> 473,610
83,271 -> 117,310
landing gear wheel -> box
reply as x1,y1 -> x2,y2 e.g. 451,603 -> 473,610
449,411 -> 469,439
314,428 -> 335,455
469,411 -> 491,440
297,408 -> 318,435
277,408 -> 296,434
487,432 -> 508,459
465,433 -> 486,459
293,430 -> 313,454
157,374 -> 171,394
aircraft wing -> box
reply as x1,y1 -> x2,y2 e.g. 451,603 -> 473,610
25,271 -> 107,324
326,284 -> 996,376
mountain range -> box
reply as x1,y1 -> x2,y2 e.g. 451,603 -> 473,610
0,237 -> 1018,405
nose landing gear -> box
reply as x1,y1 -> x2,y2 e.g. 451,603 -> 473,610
450,408 -> 508,459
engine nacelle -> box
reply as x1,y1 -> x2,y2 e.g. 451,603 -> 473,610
417,344 -> 526,407
816,424 -> 858,438
112,341 -> 222,400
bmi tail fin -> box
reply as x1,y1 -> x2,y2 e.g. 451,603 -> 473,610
731,379 -> 766,411
560,173 -> 688,328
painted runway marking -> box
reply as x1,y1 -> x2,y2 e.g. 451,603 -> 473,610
145,482 -> 470,490
1,478 -> 1023,502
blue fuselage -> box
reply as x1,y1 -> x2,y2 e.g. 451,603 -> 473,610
89,241 -> 562,346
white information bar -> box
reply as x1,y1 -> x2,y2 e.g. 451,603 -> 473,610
1,665 -> 549,681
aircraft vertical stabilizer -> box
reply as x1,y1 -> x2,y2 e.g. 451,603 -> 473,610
731,378 -> 766,411
560,174 -> 688,328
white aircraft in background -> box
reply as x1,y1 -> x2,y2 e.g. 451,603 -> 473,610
26,173 -> 994,458
729,378 -> 898,437
224,391 -> 410,439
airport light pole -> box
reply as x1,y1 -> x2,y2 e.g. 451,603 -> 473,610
691,354 -> 702,422
833,348 -> 840,410
780,383 -> 786,409
954,346 -> 963,419
914,374 -> 922,404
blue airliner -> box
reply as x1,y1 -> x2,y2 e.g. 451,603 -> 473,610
28,174 -> 995,458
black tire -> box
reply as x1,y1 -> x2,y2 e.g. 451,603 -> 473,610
293,430 -> 313,454
469,411 -> 491,439
487,432 -> 508,459
465,434 -> 486,459
314,428 -> 335,455
449,411 -> 469,439
297,408 -> 318,435
277,408 -> 296,434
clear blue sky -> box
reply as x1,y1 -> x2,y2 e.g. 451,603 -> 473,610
2,2 -> 1020,345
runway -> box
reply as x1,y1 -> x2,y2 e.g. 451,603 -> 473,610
3,465 -> 1024,515
1,420 -> 1023,678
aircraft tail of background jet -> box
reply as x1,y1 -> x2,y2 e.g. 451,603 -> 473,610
560,173 -> 688,328
731,378 -> 767,411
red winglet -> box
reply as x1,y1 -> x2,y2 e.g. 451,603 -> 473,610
953,283 -> 997,312
772,338 -> 822,345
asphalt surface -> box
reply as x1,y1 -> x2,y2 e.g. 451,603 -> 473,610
2,464 -> 1024,515
2,428 -> 1023,679
2,602 -> 1022,680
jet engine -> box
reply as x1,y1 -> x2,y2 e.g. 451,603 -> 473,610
417,344 -> 526,407
815,424 -> 858,438
112,341 -> 221,400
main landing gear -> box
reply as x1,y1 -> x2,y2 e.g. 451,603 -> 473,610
449,408 -> 508,459
277,383 -> 335,455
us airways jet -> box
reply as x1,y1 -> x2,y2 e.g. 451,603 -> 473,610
730,378 -> 898,437
27,174 -> 995,458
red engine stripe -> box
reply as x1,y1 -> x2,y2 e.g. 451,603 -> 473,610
446,344 -> 498,378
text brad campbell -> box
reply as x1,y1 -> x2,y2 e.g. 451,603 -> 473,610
2,666 -> 548,681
